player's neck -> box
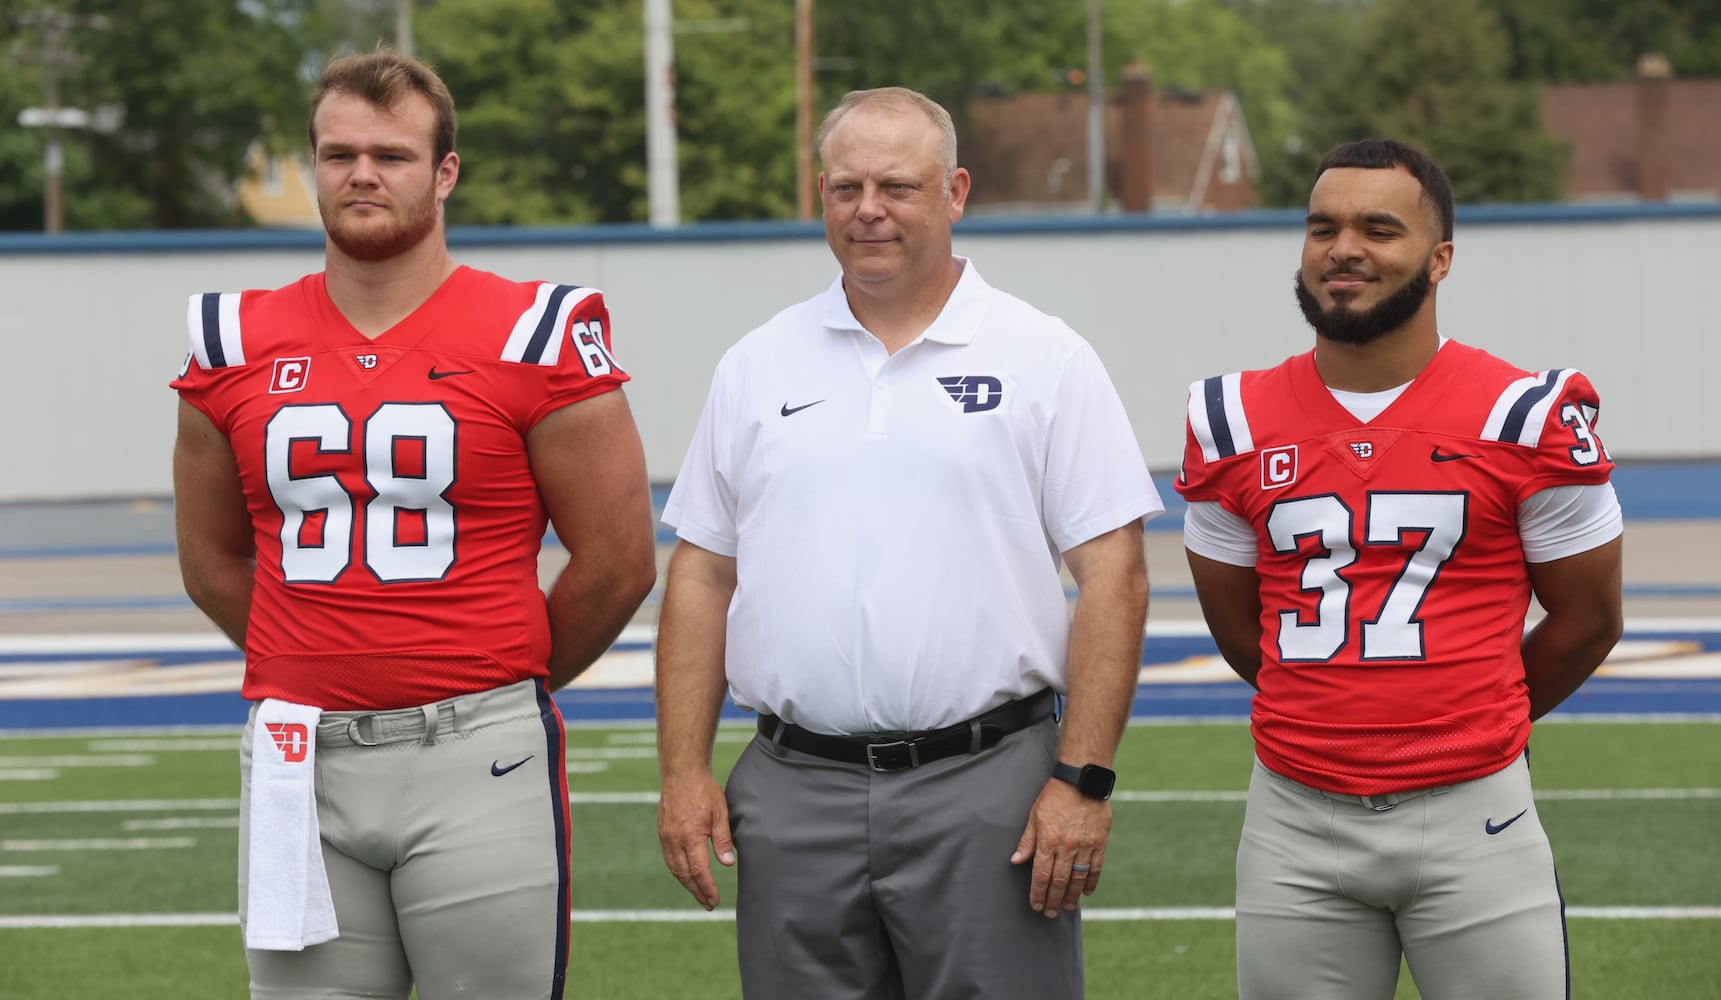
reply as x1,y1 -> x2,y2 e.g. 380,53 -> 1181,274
1314,315 -> 1441,393
323,236 -> 459,340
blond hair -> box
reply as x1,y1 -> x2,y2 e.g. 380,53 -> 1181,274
816,87 -> 958,190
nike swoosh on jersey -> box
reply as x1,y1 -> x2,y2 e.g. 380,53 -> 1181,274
780,400 -> 825,417
1431,447 -> 1476,462
490,755 -> 535,777
1484,808 -> 1529,835
428,366 -> 475,380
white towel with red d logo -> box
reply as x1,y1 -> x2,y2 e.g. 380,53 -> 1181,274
246,699 -> 338,950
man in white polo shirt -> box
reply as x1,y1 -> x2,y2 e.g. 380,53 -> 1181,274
654,86 -> 1162,998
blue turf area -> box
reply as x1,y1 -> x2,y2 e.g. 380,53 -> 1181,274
2,676 -> 1717,732
3,630 -> 1719,732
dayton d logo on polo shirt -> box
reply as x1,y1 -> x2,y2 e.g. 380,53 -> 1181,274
937,375 -> 1003,413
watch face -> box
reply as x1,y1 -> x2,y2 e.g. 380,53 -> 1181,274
1080,765 -> 1116,800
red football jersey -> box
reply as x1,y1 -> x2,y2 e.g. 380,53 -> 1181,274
1176,342 -> 1613,794
172,266 -> 627,710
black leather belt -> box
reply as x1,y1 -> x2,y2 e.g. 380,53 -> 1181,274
757,689 -> 1056,773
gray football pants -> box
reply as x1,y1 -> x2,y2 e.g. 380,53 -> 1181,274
1236,753 -> 1568,1000
238,678 -> 571,1000
726,714 -> 1084,999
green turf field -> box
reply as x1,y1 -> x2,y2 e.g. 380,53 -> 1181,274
1,720 -> 1716,998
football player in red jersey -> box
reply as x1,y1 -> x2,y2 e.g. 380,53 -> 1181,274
1177,139 -> 1623,999
171,51 -> 656,1000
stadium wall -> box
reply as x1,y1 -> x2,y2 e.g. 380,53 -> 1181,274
1,204 -> 1715,502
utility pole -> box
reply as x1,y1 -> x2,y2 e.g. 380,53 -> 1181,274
395,0 -> 414,58
15,5 -> 84,235
643,0 -> 679,226
795,0 -> 815,220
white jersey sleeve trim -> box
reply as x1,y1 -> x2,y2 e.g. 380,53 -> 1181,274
1187,373 -> 1253,463
1182,500 -> 1259,567
1482,368 -> 1577,447
186,292 -> 245,369
1518,482 -> 1623,563
501,283 -> 600,365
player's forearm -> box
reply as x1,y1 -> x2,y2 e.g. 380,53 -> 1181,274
1057,562 -> 1149,767
1522,537 -> 1624,720
1209,634 -> 1263,689
543,556 -> 657,690
653,570 -> 734,779
179,554 -> 254,649
1521,609 -> 1623,720
1185,551 -> 1265,688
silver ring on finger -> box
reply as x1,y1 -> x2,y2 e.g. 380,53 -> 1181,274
1071,863 -> 1091,873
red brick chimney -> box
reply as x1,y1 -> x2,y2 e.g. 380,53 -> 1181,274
1118,59 -> 1153,213
1636,52 -> 1672,202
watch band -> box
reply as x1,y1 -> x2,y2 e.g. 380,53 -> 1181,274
1052,761 -> 1116,800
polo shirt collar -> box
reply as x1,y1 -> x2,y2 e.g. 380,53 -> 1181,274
819,255 -> 991,346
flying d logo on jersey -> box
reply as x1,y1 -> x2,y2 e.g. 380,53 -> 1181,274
1333,428 -> 1404,477
269,357 -> 312,394
937,375 -> 1004,413
1261,445 -> 1298,490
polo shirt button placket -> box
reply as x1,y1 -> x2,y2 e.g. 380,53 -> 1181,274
868,380 -> 890,437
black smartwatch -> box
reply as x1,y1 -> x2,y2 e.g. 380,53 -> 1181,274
1053,761 -> 1116,801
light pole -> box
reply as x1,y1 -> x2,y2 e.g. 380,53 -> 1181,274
1086,0 -> 1105,214
643,0 -> 679,227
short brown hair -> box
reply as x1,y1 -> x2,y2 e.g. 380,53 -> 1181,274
309,50 -> 457,164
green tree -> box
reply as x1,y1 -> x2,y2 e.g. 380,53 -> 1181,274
0,0 -> 313,231
819,1 -> 1298,205
1480,0 -> 1620,81
0,7 -> 53,231
1299,0 -> 1568,204
1220,0 -> 1370,204
418,0 -> 796,224
415,0 -> 1299,223
1482,0 -> 1721,80
1095,0 -> 1298,207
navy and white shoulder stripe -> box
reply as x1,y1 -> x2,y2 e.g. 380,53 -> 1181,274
1481,368 -> 1577,447
185,292 -> 245,369
501,283 -> 601,366
1187,373 -> 1254,463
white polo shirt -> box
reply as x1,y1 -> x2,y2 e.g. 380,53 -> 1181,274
663,258 -> 1162,734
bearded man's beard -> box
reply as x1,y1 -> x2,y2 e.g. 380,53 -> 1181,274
321,184 -> 440,262
1294,264 -> 1433,345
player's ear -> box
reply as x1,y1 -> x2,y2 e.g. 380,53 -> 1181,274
1428,239 -> 1453,285
436,152 -> 460,204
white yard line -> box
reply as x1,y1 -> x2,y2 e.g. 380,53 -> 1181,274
2,906 -> 1715,929
0,865 -> 58,877
122,817 -> 238,831
1,837 -> 195,851
568,747 -> 660,760
86,739 -> 237,752
0,755 -> 155,768
0,799 -> 236,815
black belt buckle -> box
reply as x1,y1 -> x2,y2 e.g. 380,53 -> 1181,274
865,739 -> 920,772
